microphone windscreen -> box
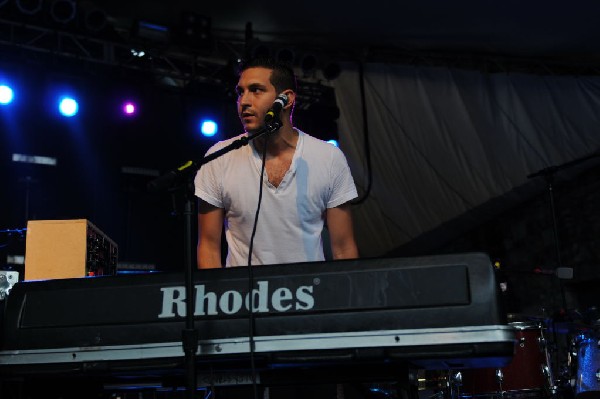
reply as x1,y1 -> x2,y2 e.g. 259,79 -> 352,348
556,267 -> 573,279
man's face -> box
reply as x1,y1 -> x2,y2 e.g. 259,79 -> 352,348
236,67 -> 277,133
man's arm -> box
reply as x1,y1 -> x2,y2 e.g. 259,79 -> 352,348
326,203 -> 359,260
197,199 -> 225,269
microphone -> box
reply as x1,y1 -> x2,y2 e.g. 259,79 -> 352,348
264,93 -> 289,122
147,160 -> 197,192
533,267 -> 574,279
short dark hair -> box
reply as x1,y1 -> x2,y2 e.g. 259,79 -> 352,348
238,58 -> 297,94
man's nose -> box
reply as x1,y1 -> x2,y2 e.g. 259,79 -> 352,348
238,91 -> 250,106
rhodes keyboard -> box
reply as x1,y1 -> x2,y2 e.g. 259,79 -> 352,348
0,253 -> 515,388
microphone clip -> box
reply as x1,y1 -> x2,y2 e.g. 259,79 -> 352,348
264,93 -> 289,126
265,118 -> 283,133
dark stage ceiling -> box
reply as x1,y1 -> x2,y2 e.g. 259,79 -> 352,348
90,0 -> 600,63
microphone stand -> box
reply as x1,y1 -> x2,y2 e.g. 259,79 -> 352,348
526,149 -> 599,285
147,119 -> 282,399
527,150 -> 599,395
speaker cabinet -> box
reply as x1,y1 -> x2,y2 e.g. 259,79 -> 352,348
24,219 -> 118,280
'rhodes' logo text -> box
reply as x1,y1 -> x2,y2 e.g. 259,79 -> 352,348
158,280 -> 315,318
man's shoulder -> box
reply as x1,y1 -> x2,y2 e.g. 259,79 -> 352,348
299,130 -> 334,149
299,130 -> 345,158
205,133 -> 248,155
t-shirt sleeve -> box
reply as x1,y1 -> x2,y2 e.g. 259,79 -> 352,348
194,144 -> 224,208
327,147 -> 358,208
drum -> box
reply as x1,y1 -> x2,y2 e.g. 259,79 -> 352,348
459,322 -> 550,398
574,332 -> 600,398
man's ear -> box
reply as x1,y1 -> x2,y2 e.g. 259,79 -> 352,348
283,90 -> 296,110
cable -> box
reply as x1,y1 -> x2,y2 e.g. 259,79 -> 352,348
245,134 -> 271,399
351,60 -> 373,205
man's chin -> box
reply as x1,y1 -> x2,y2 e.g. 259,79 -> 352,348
244,124 -> 264,134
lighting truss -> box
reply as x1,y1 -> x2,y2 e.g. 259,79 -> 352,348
0,17 -> 225,85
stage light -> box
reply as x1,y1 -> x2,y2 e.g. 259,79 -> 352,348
58,97 -> 78,117
300,54 -> 318,75
122,101 -> 136,116
50,0 -> 76,24
179,11 -> 212,52
16,0 -> 43,15
80,1 -> 107,32
252,44 -> 271,60
130,49 -> 146,57
327,139 -> 339,147
0,85 -> 14,105
276,48 -> 295,64
12,153 -> 57,166
84,7 -> 107,32
322,62 -> 342,81
200,119 -> 218,137
134,20 -> 170,44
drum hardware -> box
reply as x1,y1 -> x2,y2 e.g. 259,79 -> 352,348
453,372 -> 463,385
414,369 -> 451,399
367,383 -> 398,398
452,371 -> 463,399
539,324 -> 558,396
445,371 -> 462,399
567,333 -> 583,393
416,370 -> 462,399
538,334 -> 546,350
495,368 -> 506,398
541,364 -> 558,396
430,391 -> 446,399
416,370 -> 455,399
594,340 -> 600,388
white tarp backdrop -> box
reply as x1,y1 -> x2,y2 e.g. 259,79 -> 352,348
332,63 -> 600,257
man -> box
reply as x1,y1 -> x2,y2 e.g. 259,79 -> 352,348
194,58 -> 358,268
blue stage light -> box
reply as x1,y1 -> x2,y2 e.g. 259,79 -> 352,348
58,96 -> 78,117
327,139 -> 339,147
0,85 -> 14,105
200,119 -> 218,137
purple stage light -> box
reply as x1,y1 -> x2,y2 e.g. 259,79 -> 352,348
123,102 -> 136,116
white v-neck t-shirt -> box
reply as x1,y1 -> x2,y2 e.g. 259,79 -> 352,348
194,129 -> 357,267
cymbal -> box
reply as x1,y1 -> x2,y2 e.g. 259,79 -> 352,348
506,313 -> 548,323
506,311 -> 599,334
